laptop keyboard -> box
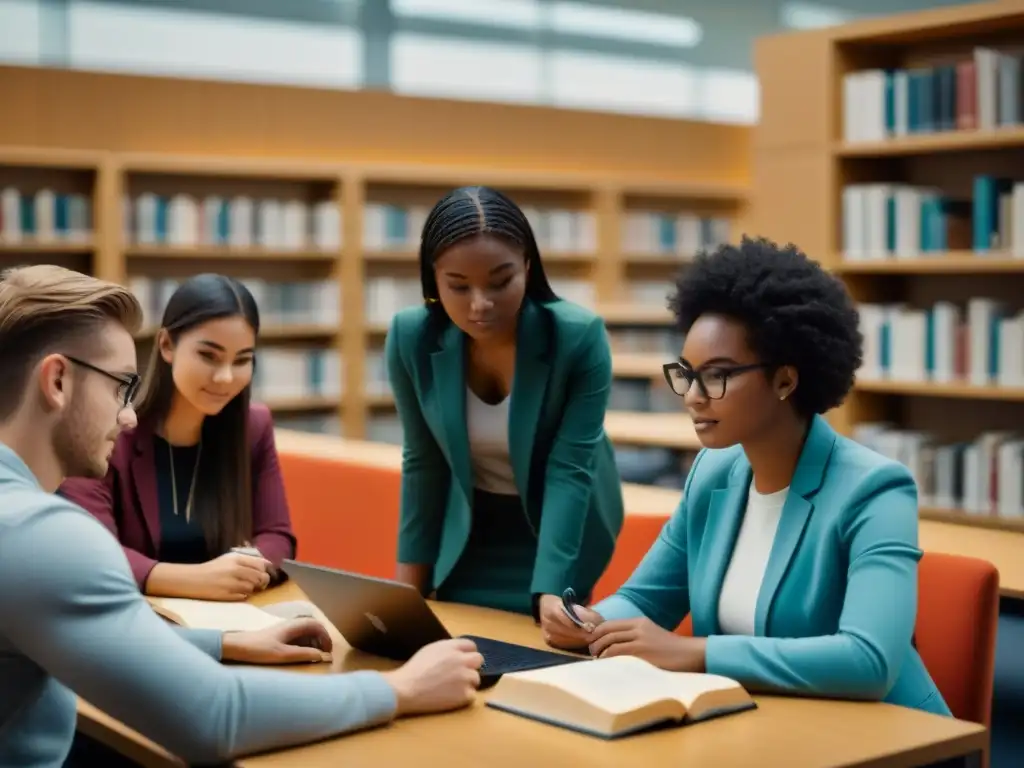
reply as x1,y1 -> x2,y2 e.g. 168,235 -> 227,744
460,635 -> 586,675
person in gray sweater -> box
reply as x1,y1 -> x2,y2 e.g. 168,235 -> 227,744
0,264 -> 484,768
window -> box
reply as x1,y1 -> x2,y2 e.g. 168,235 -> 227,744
549,2 -> 701,48
780,2 -> 859,29
390,0 -> 542,30
67,2 -> 362,88
0,0 -> 42,65
390,33 -> 543,103
549,50 -> 698,118
698,69 -> 759,124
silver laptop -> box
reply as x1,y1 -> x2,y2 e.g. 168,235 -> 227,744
280,560 -> 584,686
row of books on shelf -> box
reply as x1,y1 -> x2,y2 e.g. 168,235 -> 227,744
364,202 -> 597,254
622,212 -> 729,258
854,424 -> 1024,520
609,328 -> 681,355
841,177 -> 1024,259
126,193 -> 341,251
0,188 -> 92,243
859,299 -> 1024,387
129,277 -> 341,331
250,348 -> 342,401
842,47 -> 1020,143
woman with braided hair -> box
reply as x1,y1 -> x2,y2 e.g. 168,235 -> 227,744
385,185 -> 624,624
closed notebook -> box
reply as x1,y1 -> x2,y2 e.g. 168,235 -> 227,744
147,597 -> 318,633
486,655 -> 756,739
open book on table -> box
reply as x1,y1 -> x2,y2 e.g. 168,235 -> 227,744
147,597 -> 318,633
486,654 -> 756,739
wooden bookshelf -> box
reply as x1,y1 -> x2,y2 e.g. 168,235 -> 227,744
0,148 -> 740,448
752,0 -> 1024,536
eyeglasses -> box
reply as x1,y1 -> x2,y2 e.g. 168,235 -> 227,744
63,355 -> 141,408
662,361 -> 768,400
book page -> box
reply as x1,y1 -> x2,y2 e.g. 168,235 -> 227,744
148,597 -> 284,632
508,656 -> 741,713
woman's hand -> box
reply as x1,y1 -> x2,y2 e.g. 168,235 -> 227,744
538,594 -> 604,651
221,617 -> 333,665
587,617 -> 706,672
192,552 -> 272,601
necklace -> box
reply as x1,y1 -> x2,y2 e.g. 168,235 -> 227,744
168,440 -> 202,523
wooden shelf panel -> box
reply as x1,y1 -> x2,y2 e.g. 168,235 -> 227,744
126,245 -> 338,261
136,324 -> 338,342
834,253 -> 1024,274
612,353 -> 666,379
919,506 -> 1024,534
598,303 -> 674,325
604,410 -> 699,450
0,239 -> 95,253
835,126 -> 1024,157
855,380 -> 1024,402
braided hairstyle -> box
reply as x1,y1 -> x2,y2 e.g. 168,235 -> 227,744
419,186 -> 558,320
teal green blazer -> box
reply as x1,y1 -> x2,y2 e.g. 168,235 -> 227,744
385,298 -> 625,600
594,415 -> 952,716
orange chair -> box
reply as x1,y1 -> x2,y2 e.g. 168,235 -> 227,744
279,451 -> 400,579
915,550 -> 1000,727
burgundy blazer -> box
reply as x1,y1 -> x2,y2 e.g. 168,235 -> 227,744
59,402 -> 296,589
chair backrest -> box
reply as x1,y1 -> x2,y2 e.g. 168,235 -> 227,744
915,550 -> 1000,725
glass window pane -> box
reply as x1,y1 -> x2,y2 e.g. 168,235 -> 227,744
390,33 -> 542,103
780,2 -> 858,29
549,2 -> 701,47
698,69 -> 759,124
68,1 -> 363,88
0,0 -> 42,65
390,0 -> 542,30
549,50 -> 697,118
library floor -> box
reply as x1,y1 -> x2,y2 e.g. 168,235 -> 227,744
992,600 -> 1024,768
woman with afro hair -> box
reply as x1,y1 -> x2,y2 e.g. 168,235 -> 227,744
543,236 -> 951,716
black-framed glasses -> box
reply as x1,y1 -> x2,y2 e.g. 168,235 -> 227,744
63,355 -> 141,408
662,361 -> 768,400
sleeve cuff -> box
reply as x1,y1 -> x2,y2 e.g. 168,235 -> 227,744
347,671 -> 400,725
704,634 -> 747,679
173,627 -> 224,661
590,594 -> 647,622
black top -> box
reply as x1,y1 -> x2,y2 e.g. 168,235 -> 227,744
153,435 -> 209,564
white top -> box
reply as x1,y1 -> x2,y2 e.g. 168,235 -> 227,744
716,480 -> 789,636
466,387 -> 518,495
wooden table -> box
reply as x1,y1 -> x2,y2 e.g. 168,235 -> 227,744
78,583 -> 986,768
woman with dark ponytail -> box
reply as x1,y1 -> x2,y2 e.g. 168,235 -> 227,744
386,185 -> 625,626
60,274 -> 295,601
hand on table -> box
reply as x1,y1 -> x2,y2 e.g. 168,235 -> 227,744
191,552 -> 273,601
539,594 -> 604,651
383,638 -> 484,717
588,617 -> 706,672
221,617 -> 334,665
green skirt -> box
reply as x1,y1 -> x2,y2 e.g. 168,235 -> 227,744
435,489 -> 537,616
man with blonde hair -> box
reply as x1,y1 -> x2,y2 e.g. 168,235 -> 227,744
0,265 -> 483,767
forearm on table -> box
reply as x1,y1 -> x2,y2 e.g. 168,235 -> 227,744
143,561 -> 202,597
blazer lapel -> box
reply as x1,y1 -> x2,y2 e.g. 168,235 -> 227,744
691,461 -> 750,636
430,322 -> 473,503
130,425 -> 162,552
508,301 -> 551,506
754,415 -> 837,634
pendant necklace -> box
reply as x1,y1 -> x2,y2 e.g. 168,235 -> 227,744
168,440 -> 202,524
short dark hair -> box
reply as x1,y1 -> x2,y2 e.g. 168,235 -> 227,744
0,264 -> 143,421
668,236 -> 862,417
419,185 -> 558,318
134,273 -> 261,556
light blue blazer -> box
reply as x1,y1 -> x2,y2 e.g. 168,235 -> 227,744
593,414 -> 952,716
